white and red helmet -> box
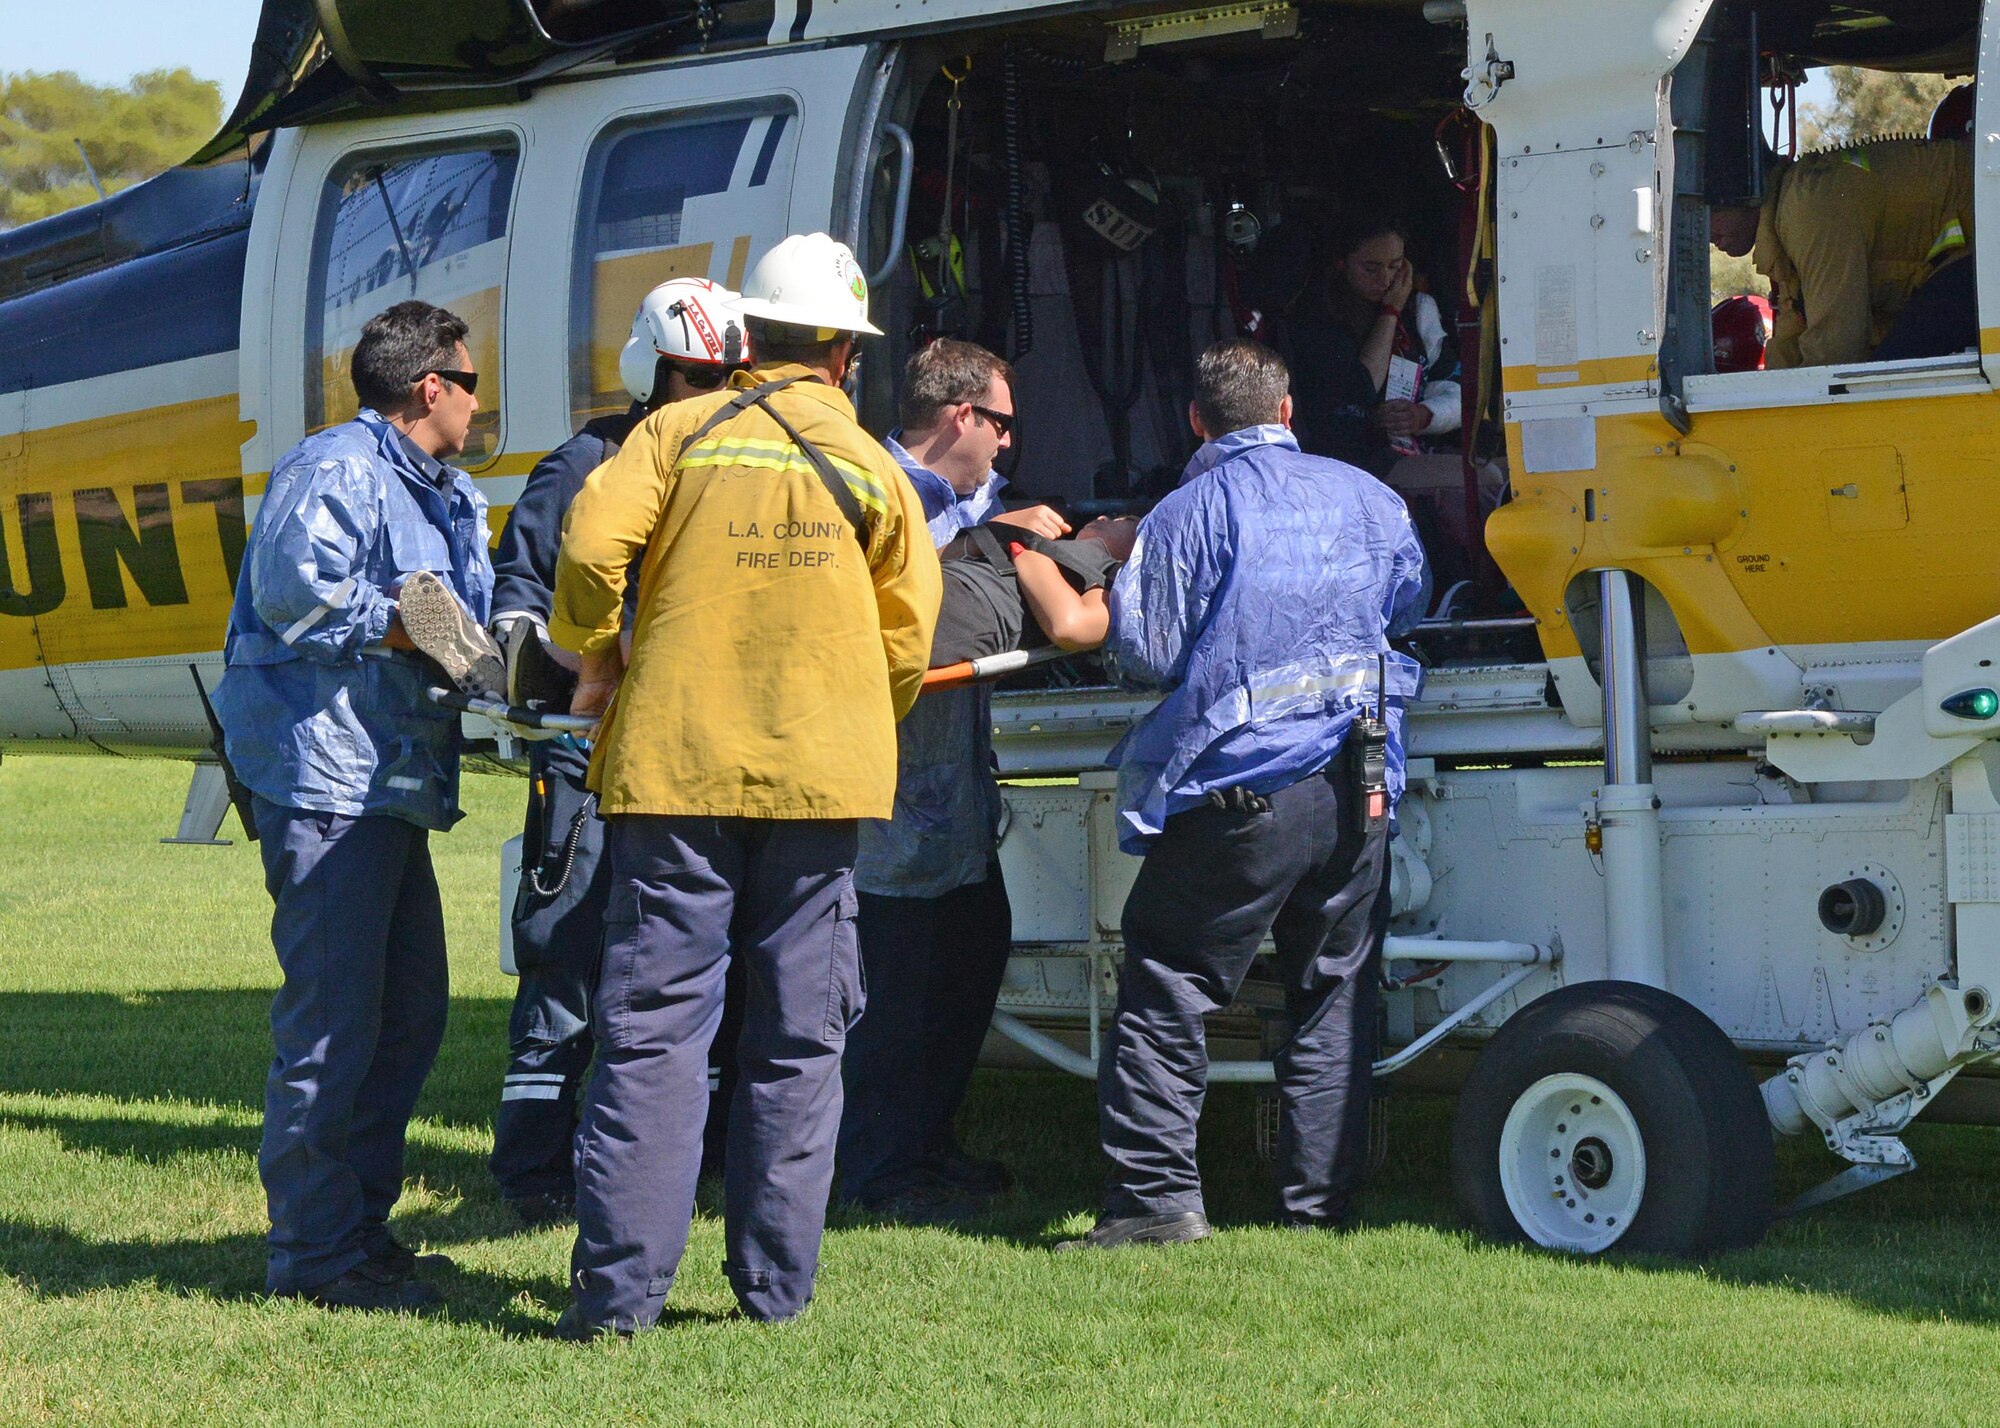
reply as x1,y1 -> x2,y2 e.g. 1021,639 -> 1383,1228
619,277 -> 751,403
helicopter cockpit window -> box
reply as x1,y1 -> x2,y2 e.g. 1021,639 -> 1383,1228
568,106 -> 798,427
306,141 -> 521,467
1671,1 -> 1980,411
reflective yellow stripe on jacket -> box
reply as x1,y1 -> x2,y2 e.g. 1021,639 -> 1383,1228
678,435 -> 894,528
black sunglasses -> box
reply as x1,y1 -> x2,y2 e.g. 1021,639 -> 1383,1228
969,403 -> 1015,439
427,368 -> 480,395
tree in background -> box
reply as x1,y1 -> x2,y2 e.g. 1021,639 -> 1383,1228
0,69 -> 222,230
1800,66 -> 1957,149
1713,66 -> 1963,301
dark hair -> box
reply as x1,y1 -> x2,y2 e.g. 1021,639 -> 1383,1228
898,339 -> 1015,431
1193,339 -> 1289,436
1331,212 -> 1408,264
746,318 -> 848,369
350,300 -> 470,413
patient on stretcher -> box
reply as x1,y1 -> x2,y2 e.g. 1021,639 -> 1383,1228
930,516 -> 1140,667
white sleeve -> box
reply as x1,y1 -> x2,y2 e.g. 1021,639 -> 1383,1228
1414,292 -> 1462,434
1413,292 -> 1450,366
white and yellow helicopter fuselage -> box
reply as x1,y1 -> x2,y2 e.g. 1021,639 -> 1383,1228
10,0 -> 2000,1252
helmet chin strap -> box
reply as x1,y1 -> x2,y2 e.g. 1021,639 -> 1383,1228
722,321 -> 743,366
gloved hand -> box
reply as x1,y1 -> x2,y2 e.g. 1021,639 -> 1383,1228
1206,785 -> 1272,816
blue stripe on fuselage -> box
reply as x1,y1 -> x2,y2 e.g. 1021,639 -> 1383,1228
750,114 -> 791,187
0,227 -> 248,395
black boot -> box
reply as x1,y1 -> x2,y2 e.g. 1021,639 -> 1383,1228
287,1259 -> 443,1313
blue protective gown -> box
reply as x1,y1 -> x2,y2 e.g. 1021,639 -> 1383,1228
213,411 -> 494,831
1105,425 -> 1426,854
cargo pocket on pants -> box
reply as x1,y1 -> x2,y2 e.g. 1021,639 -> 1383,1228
823,886 -> 865,1042
596,881 -> 644,1049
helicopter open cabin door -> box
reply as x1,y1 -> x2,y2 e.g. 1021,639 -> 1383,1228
1978,0 -> 2000,387
243,41 -> 892,513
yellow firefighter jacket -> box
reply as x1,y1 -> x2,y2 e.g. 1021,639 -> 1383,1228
1756,138 -> 1973,370
549,363 -> 942,819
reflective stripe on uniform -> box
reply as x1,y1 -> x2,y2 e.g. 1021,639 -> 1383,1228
680,436 -> 891,522
501,1073 -> 569,1103
280,577 -> 357,646
1248,664 -> 1377,712
1929,218 -> 1967,264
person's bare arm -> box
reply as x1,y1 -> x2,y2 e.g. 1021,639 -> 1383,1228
989,504 -> 1071,541
1015,548 -> 1109,651
569,644 -> 625,719
1358,259 -> 1416,393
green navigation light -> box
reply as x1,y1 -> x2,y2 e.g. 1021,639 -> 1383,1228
1941,688 -> 2000,721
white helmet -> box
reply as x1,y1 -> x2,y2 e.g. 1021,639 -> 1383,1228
619,277 -> 750,404
734,233 -> 884,338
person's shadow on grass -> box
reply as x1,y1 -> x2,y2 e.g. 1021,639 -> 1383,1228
0,1207 -> 582,1335
0,1098 -> 592,1334
0,987 -> 593,1334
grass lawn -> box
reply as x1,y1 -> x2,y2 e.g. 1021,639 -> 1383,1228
3,754 -> 2000,1425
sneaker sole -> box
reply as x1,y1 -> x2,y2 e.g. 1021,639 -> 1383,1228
399,570 -> 506,698
1055,1220 -> 1215,1252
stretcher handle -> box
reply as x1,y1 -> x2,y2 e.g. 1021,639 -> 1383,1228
427,685 -> 601,735
921,644 -> 1072,691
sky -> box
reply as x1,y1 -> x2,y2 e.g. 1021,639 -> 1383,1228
1,1 -> 265,107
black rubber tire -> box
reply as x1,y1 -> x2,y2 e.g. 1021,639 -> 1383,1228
1450,980 -> 1775,1257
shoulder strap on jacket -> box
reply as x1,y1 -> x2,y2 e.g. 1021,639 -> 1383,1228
678,377 -> 798,454
677,377 -> 870,551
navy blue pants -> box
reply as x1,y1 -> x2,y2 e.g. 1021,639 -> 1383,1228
569,815 -> 861,1327
1874,252 -> 1978,363
254,797 -> 450,1293
838,864 -> 1012,1203
491,744 -> 742,1203
491,741 -> 606,1204
1098,749 -> 1390,1224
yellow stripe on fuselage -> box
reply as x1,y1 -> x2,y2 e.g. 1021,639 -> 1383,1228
1500,355 -> 1658,390
1,393 -> 254,672
1,385 -> 552,673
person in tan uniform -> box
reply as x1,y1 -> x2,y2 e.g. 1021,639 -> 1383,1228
1710,137 -> 1973,370
546,233 -> 941,1336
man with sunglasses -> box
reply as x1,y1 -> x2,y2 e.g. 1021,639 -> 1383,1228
213,299 -> 493,1313
484,278 -> 751,1227
838,339 -> 1067,1219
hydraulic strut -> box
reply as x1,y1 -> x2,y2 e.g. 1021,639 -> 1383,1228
1762,981 -> 2000,1168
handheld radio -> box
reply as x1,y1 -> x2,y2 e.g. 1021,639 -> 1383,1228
1353,652 -> 1391,829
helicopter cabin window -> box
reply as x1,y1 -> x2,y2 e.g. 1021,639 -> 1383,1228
305,140 -> 521,467
1674,0 -> 1982,414
568,107 -> 799,428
